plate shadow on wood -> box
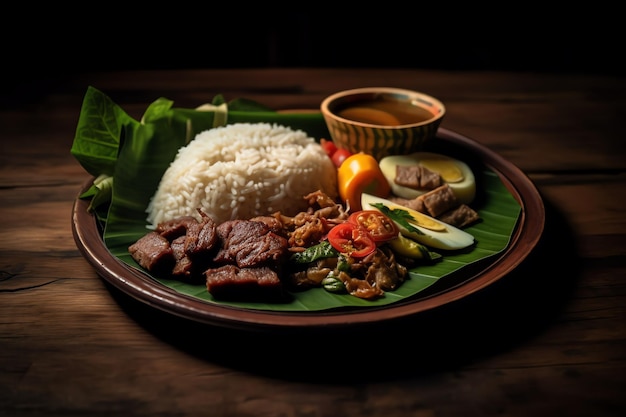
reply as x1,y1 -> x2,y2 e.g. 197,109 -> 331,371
105,194 -> 580,383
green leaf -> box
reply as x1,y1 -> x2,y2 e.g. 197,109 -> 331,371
70,86 -> 135,177
86,174 -> 113,212
141,97 -> 175,122
103,111 -> 204,251
228,97 -> 274,112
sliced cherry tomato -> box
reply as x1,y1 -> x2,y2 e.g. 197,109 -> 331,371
327,222 -> 376,258
331,148 -> 352,167
320,138 -> 338,158
347,210 -> 399,243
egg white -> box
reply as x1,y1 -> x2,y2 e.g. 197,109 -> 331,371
361,193 -> 475,251
379,152 -> 476,204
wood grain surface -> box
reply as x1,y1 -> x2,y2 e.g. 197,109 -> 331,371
1,69 -> 624,417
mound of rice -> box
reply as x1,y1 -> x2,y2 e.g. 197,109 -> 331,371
146,123 -> 338,226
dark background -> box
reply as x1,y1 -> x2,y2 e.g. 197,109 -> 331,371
3,6 -> 623,97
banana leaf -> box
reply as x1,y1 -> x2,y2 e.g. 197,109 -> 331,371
71,87 -> 522,312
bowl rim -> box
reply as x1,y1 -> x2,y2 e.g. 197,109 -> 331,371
320,86 -> 446,129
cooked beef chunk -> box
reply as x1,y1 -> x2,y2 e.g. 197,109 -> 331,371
249,215 -> 286,236
213,220 -> 289,268
388,195 -> 426,213
419,184 -> 460,217
170,235 -> 195,279
437,204 -> 481,228
129,210 -> 219,282
205,264 -> 284,300
388,184 -> 480,228
157,210 -> 218,258
128,232 -> 175,277
156,216 -> 196,240
395,165 -> 443,190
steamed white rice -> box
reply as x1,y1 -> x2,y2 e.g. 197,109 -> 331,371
146,122 -> 338,226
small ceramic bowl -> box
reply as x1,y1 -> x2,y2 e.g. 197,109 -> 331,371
320,87 -> 445,160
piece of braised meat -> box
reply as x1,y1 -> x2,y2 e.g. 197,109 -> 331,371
395,165 -> 442,190
388,184 -> 480,228
249,215 -> 286,236
438,204 -> 481,228
418,184 -> 460,218
156,211 -> 218,259
213,220 -> 289,268
128,231 -> 175,277
128,209 -> 219,282
205,264 -> 285,301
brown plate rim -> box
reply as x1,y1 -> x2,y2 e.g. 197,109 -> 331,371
71,127 -> 545,331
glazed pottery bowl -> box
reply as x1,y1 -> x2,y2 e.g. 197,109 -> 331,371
320,87 -> 445,160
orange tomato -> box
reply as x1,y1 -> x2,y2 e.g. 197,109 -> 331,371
337,153 -> 391,211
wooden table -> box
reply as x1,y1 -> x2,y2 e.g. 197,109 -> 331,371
1,69 -> 624,417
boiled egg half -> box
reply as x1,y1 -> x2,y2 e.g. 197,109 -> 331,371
379,152 -> 476,204
361,193 -> 475,251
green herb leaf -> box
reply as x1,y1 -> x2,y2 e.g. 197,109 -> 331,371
290,241 -> 338,264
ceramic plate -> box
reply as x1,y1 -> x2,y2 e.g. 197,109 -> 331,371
71,128 -> 544,331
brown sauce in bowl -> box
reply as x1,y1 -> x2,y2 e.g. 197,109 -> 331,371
336,99 -> 435,126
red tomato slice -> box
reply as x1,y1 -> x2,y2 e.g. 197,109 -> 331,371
347,210 -> 398,243
327,222 -> 376,258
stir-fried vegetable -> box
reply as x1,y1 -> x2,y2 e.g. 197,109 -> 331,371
387,233 -> 441,261
289,241 -> 338,264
